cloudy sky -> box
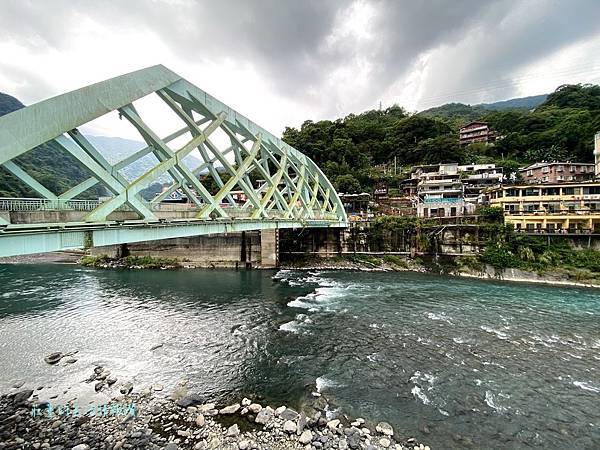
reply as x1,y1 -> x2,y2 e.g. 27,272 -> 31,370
1,0 -> 600,140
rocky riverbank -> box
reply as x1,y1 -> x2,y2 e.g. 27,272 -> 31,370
1,364 -> 430,450
280,254 -> 600,289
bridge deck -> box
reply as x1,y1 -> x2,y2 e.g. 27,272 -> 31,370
0,217 -> 346,258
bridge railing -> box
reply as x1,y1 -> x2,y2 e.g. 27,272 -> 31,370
0,197 -> 338,222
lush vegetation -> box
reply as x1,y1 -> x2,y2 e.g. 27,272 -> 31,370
0,92 -> 105,199
80,254 -> 181,269
283,84 -> 600,193
480,227 -> 600,280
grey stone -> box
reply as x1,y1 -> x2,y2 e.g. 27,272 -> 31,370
375,422 -> 394,437
299,429 -> 313,444
107,376 -> 117,386
12,389 -> 33,405
327,419 -> 340,431
176,393 -> 204,408
226,424 -> 240,437
64,358 -> 77,364
163,444 -> 178,450
254,408 -> 273,425
338,438 -> 348,450
12,381 -> 25,389
44,352 -> 63,365
280,408 -> 298,421
199,403 -> 216,413
238,441 -> 250,450
347,433 -> 361,450
379,437 -> 391,448
120,382 -> 133,395
241,398 -> 252,406
219,403 -> 240,415
94,381 -> 105,392
297,412 -> 307,434
247,403 -> 262,414
195,414 -> 205,427
282,420 -> 297,434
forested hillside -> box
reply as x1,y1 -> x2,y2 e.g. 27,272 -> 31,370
283,84 -> 600,193
0,92 -> 104,198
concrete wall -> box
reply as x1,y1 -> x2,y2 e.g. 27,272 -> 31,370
89,229 -> 281,268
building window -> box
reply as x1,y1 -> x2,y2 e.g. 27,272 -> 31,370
527,170 -> 533,176
542,166 -> 550,173
557,165 -> 564,172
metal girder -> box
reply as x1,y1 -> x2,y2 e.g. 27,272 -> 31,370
0,65 -> 348,257
0,219 -> 339,258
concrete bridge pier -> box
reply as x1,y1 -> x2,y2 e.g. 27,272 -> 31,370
260,229 -> 279,269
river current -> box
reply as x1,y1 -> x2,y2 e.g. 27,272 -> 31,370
0,264 -> 598,449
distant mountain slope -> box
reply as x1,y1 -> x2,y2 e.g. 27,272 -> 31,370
0,92 -> 105,198
481,94 -> 547,111
0,92 -> 202,198
419,93 -> 548,124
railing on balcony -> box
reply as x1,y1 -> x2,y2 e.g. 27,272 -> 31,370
423,197 -> 464,204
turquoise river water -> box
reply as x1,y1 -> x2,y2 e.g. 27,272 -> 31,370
0,264 -> 598,449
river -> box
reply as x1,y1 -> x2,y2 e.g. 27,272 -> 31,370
0,264 -> 598,449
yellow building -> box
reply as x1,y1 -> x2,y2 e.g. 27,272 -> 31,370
487,183 -> 600,232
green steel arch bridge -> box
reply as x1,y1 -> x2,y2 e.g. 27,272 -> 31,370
0,65 -> 348,258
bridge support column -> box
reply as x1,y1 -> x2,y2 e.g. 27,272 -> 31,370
260,228 -> 279,268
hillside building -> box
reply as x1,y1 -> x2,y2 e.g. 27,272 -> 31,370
405,163 -> 503,218
519,162 -> 595,184
459,121 -> 495,145
487,182 -> 600,232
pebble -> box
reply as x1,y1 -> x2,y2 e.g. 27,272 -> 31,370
254,408 -> 273,425
71,445 -> 90,450
376,421 -> 394,436
327,419 -> 341,431
120,382 -> 133,395
153,384 -> 164,391
195,414 -> 205,427
226,424 -> 240,437
238,440 -> 250,450
44,352 -> 63,365
199,402 -> 216,413
283,420 -> 297,434
247,403 -> 262,413
274,405 -> 286,415
241,397 -> 252,406
219,403 -> 240,414
380,437 -> 391,448
299,430 -> 313,444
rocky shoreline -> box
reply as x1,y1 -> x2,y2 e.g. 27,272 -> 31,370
1,364 -> 430,450
280,256 -> 600,289
0,380 -> 429,450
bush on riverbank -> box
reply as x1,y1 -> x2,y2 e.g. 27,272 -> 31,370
80,255 -> 181,269
481,232 -> 600,280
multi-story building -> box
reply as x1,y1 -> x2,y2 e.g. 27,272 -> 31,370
487,182 -> 600,232
595,131 -> 600,177
405,163 -> 503,218
519,162 -> 595,184
459,121 -> 495,145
